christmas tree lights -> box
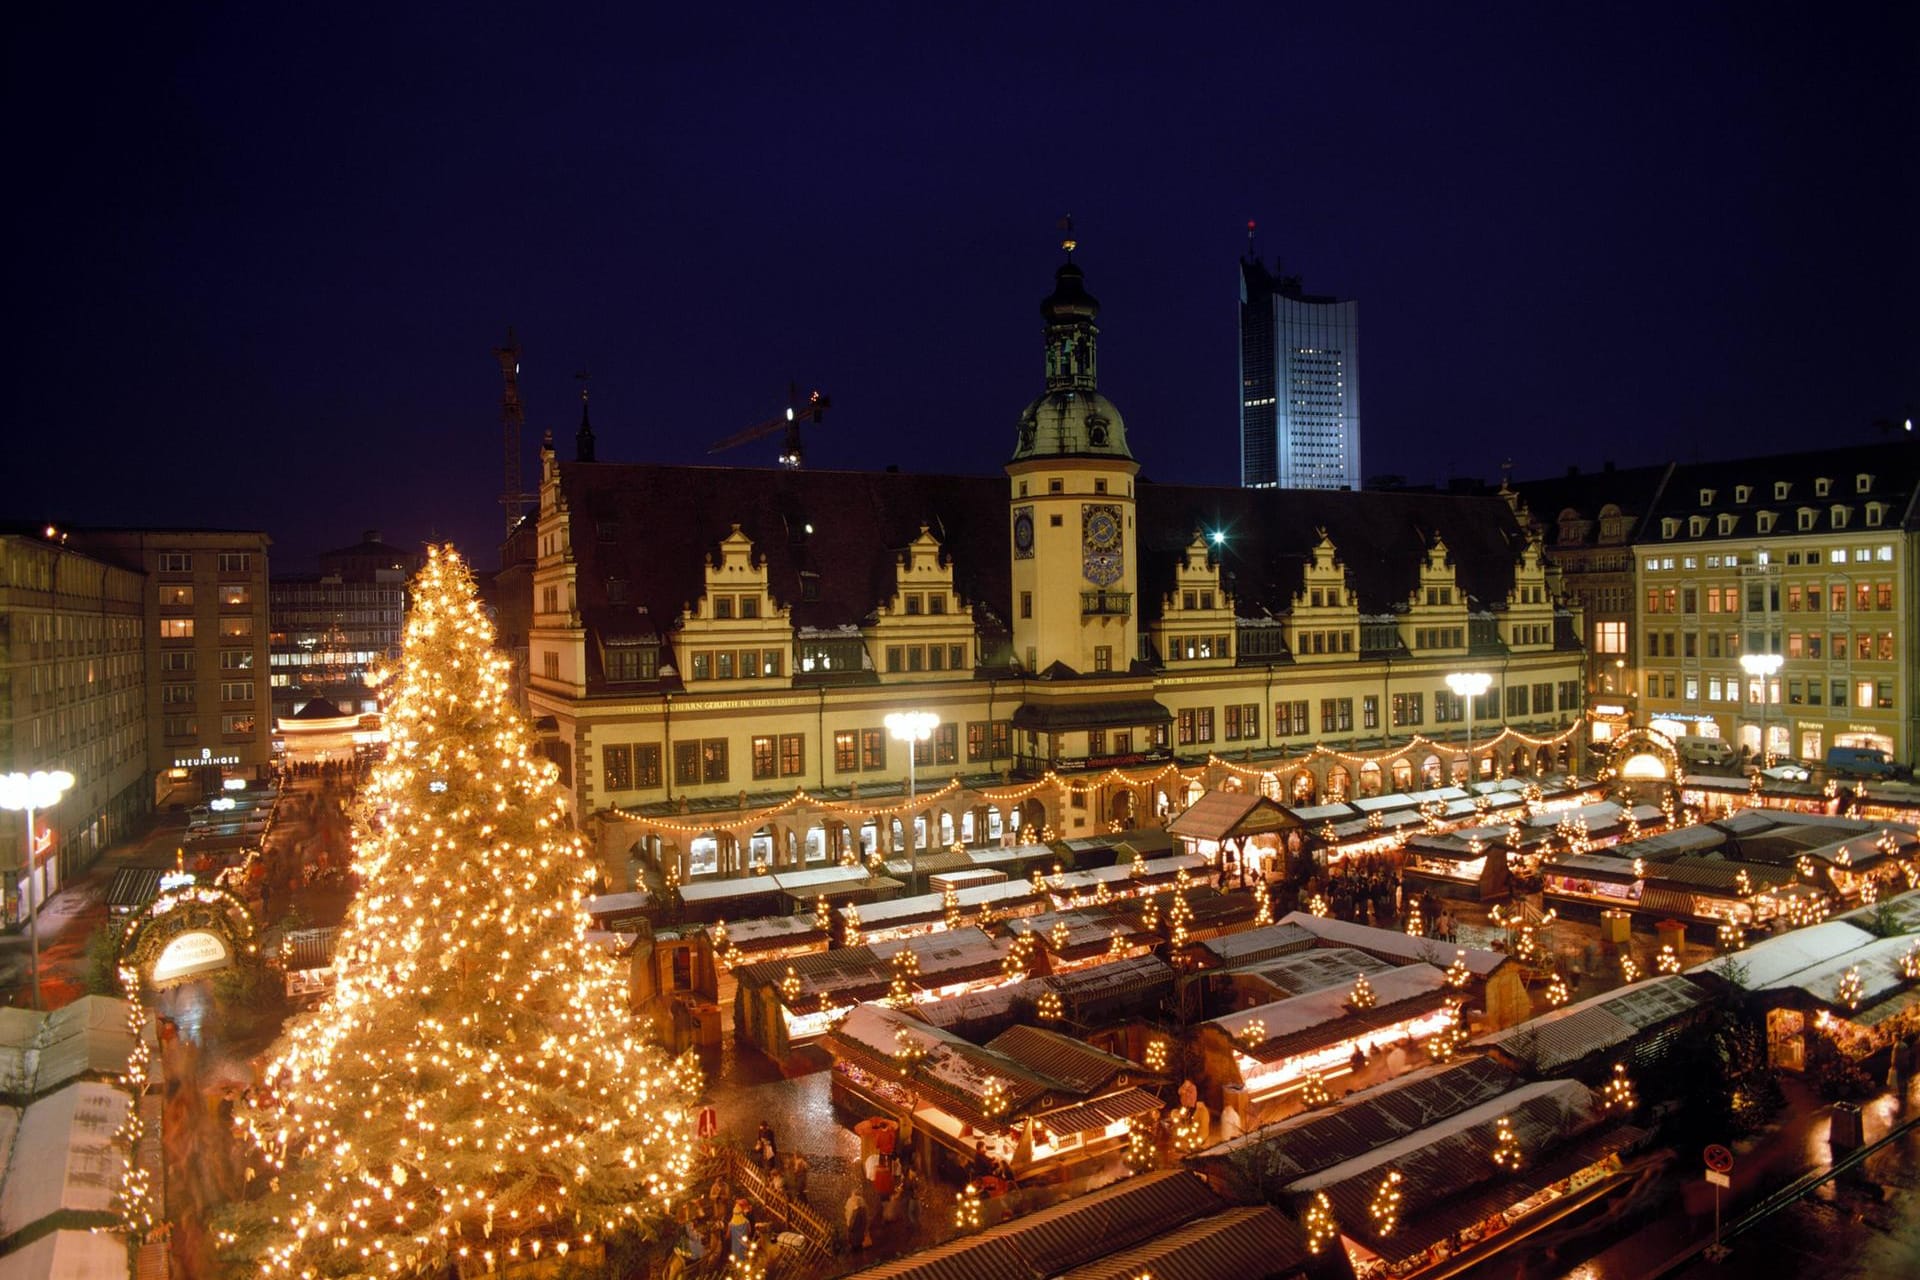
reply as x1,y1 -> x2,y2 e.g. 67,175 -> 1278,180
219,546 -> 698,1277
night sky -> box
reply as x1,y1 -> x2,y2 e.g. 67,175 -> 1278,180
9,4 -> 1915,571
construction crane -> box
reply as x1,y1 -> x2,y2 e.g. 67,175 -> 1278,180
707,386 -> 830,468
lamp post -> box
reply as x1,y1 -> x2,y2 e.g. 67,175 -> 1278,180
1445,672 -> 1494,793
0,769 -> 76,1010
885,711 -> 938,886
1739,652 -> 1784,766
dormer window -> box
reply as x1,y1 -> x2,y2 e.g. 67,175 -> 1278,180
1798,509 -> 1816,531
1733,485 -> 1751,504
1815,477 -> 1831,497
1865,504 -> 1885,528
1689,515 -> 1708,537
1774,482 -> 1790,500
1856,473 -> 1874,494
1699,488 -> 1716,506
1717,514 -> 1736,535
1832,505 -> 1849,529
1662,518 -> 1679,538
1757,511 -> 1776,533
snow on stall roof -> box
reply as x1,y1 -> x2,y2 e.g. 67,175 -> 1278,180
1767,934 -> 1920,1011
1050,854 -> 1206,893
1688,920 -> 1877,990
0,1081 -> 129,1236
1351,787 -> 1469,813
1213,963 -> 1444,1049
0,996 -> 146,1100
1277,912 -> 1506,976
1244,948 -> 1396,997
1837,887 -> 1920,934
850,879 -> 1040,926
0,1228 -> 130,1280
869,929 -> 1011,976
771,865 -> 875,891
677,874 -> 780,903
1195,921 -> 1318,965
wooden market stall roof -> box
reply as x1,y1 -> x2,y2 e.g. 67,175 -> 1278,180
1475,975 -> 1714,1076
1236,948 -> 1397,998
1166,792 -> 1297,843
1208,963 -> 1448,1063
1054,1204 -> 1308,1280
844,1170 -> 1228,1280
912,954 -> 1178,1035
0,996 -> 149,1102
1187,921 -> 1318,969
1278,1077 -> 1623,1264
1275,911 -> 1508,978
1195,1056 -> 1520,1182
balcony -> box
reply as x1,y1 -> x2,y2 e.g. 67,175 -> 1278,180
1081,591 -> 1132,618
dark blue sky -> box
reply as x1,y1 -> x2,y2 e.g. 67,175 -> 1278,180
8,3 -> 1915,569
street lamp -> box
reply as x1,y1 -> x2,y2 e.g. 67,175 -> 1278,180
1445,672 -> 1494,793
0,769 -> 76,1010
1739,652 -> 1784,766
885,711 -> 938,883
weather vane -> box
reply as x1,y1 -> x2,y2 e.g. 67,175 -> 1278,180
1058,213 -> 1076,258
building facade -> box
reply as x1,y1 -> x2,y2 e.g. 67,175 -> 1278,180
520,255 -> 1589,889
269,530 -> 415,722
1239,257 -> 1360,491
0,533 -> 149,922
1631,446 -> 1920,766
74,530 -> 274,801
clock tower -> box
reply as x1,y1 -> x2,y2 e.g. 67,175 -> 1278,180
1007,249 -> 1140,676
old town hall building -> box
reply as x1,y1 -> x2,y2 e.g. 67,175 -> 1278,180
519,255 -> 1591,886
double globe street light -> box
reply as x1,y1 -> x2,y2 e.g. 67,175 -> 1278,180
1444,672 -> 1494,793
0,769 -> 76,1010
1739,652 -> 1785,767
885,711 -> 939,886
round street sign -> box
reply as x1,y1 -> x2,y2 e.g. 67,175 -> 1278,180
1703,1143 -> 1735,1174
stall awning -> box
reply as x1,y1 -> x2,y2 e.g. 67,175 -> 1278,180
1167,792 -> 1297,842
1011,699 -> 1172,732
1032,1087 -> 1163,1138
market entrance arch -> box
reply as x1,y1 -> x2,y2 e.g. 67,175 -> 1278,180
118,884 -> 259,991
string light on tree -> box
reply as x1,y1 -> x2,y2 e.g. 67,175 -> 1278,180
1602,1062 -> 1637,1113
980,1076 -> 1011,1120
1368,1167 -> 1403,1237
218,546 -> 698,1277
1350,973 -> 1376,1010
1837,965 -> 1864,1011
1144,1038 -> 1168,1073
1304,1191 -> 1338,1255
954,1182 -> 984,1230
1037,991 -> 1064,1022
1300,1070 -> 1331,1107
780,965 -> 802,1003
1309,895 -> 1330,919
1656,945 -> 1682,975
1545,971 -> 1570,1007
1444,950 -> 1471,990
1490,1115 -> 1523,1171
814,895 -> 832,934
1620,953 -> 1641,983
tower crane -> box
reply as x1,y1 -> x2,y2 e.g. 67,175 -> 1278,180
706,386 -> 830,468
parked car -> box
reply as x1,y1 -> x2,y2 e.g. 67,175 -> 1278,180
1676,736 -> 1738,769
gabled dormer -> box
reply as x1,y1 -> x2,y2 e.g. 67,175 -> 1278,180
1504,535 -> 1555,651
676,525 -> 793,685
871,526 -> 976,679
1152,533 -> 1236,666
1403,535 -> 1468,655
1283,530 -> 1357,663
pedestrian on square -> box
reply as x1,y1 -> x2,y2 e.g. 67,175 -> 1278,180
844,1186 -> 871,1251
787,1151 -> 809,1203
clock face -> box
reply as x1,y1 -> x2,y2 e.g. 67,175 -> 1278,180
1086,510 -> 1119,550
1012,507 -> 1035,558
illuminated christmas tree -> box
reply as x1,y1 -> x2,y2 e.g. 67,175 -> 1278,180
220,546 -> 699,1277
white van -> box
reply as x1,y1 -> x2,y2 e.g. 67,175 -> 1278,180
1676,736 -> 1737,769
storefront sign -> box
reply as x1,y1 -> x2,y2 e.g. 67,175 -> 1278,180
173,753 -> 241,769
1591,704 -> 1628,717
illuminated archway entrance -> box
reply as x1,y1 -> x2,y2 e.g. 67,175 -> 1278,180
1607,728 -> 1681,784
118,884 -> 259,992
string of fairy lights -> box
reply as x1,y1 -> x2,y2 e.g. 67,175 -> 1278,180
607,723 -> 1587,841
215,547 -> 699,1277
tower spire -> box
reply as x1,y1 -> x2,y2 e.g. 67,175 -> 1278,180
1058,213 -> 1076,261
574,369 -> 596,463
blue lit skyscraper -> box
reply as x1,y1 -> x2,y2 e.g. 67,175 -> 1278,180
1239,257 -> 1360,490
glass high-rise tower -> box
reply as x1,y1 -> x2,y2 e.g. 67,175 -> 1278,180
1239,258 -> 1360,490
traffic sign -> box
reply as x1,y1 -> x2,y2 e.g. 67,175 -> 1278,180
1703,1143 -> 1734,1174
1705,1169 -> 1731,1188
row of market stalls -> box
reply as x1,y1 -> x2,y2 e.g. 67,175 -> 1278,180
0,995 -> 156,1280
1541,809 -> 1919,938
1682,773 -> 1920,825
103,784 -> 290,922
